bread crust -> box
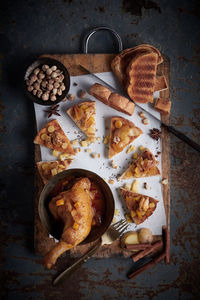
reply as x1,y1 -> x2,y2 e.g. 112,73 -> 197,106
89,83 -> 135,116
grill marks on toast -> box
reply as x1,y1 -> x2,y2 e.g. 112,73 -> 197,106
126,53 -> 158,103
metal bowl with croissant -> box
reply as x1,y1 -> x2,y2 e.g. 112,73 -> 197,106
38,169 -> 115,269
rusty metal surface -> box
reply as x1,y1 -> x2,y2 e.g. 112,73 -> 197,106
0,0 -> 200,299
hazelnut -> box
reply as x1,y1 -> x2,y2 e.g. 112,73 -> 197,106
54,82 -> 60,89
47,84 -> 54,91
33,82 -> 40,90
27,85 -> 34,92
57,74 -> 64,82
32,89 -> 37,96
52,88 -> 57,95
78,89 -> 87,99
48,79 -> 54,85
37,90 -> 43,98
51,65 -> 57,71
57,88 -> 62,96
30,74 -> 37,83
42,92 -> 49,101
38,72 -> 45,80
41,80 -> 47,88
42,65 -> 49,71
51,71 -> 58,78
60,84 -> 66,91
67,94 -> 75,101
33,68 -> 40,75
26,80 -> 30,86
50,94 -> 57,101
46,68 -> 52,76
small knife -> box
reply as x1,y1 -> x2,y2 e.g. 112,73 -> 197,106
79,64 -> 200,153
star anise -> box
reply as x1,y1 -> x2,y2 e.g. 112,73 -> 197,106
44,104 -> 61,118
149,128 -> 162,141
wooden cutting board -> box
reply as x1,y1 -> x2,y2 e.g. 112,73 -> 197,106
34,53 -> 170,258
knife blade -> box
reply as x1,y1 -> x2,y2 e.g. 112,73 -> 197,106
79,64 -> 200,153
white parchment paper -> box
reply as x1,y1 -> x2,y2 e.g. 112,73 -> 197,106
34,72 -> 166,234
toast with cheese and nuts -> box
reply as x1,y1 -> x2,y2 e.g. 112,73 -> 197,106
120,149 -> 160,179
111,44 -> 163,87
89,83 -> 135,116
108,116 -> 143,159
120,188 -> 158,225
126,52 -> 158,103
36,159 -> 73,184
34,119 -> 75,155
66,101 -> 96,137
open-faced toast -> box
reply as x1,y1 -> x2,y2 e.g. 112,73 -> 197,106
67,101 -> 96,138
108,116 -> 142,159
34,119 -> 75,155
120,149 -> 160,179
126,52 -> 158,103
120,188 -> 158,225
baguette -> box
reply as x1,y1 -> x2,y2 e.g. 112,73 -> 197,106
89,83 -> 135,116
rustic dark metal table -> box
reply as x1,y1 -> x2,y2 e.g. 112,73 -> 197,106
1,1 -> 200,299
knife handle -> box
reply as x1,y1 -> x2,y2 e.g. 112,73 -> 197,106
53,240 -> 102,286
163,124 -> 200,153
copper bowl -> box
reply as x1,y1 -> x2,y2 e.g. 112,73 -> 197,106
24,57 -> 70,106
38,169 -> 115,244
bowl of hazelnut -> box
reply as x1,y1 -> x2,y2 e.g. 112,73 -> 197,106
24,57 -> 70,105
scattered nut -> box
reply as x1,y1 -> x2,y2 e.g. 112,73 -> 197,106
85,148 -> 92,153
131,180 -> 139,193
67,94 -> 75,101
72,139 -> 78,146
111,160 -> 117,169
78,89 -> 87,99
75,147 -> 81,153
126,145 -> 136,154
97,153 -> 100,158
91,153 -> 96,158
142,118 -> 149,125
161,178 -> 168,185
81,140 -> 88,147
96,137 -> 101,142
139,112 -> 145,118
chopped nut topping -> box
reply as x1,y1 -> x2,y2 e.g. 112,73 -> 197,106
113,136 -> 121,144
161,178 -> 168,185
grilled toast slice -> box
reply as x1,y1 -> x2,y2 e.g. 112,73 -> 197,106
111,44 -> 163,86
126,52 -> 158,103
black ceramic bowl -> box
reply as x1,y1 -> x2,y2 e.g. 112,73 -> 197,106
38,169 -> 115,244
24,57 -> 70,106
